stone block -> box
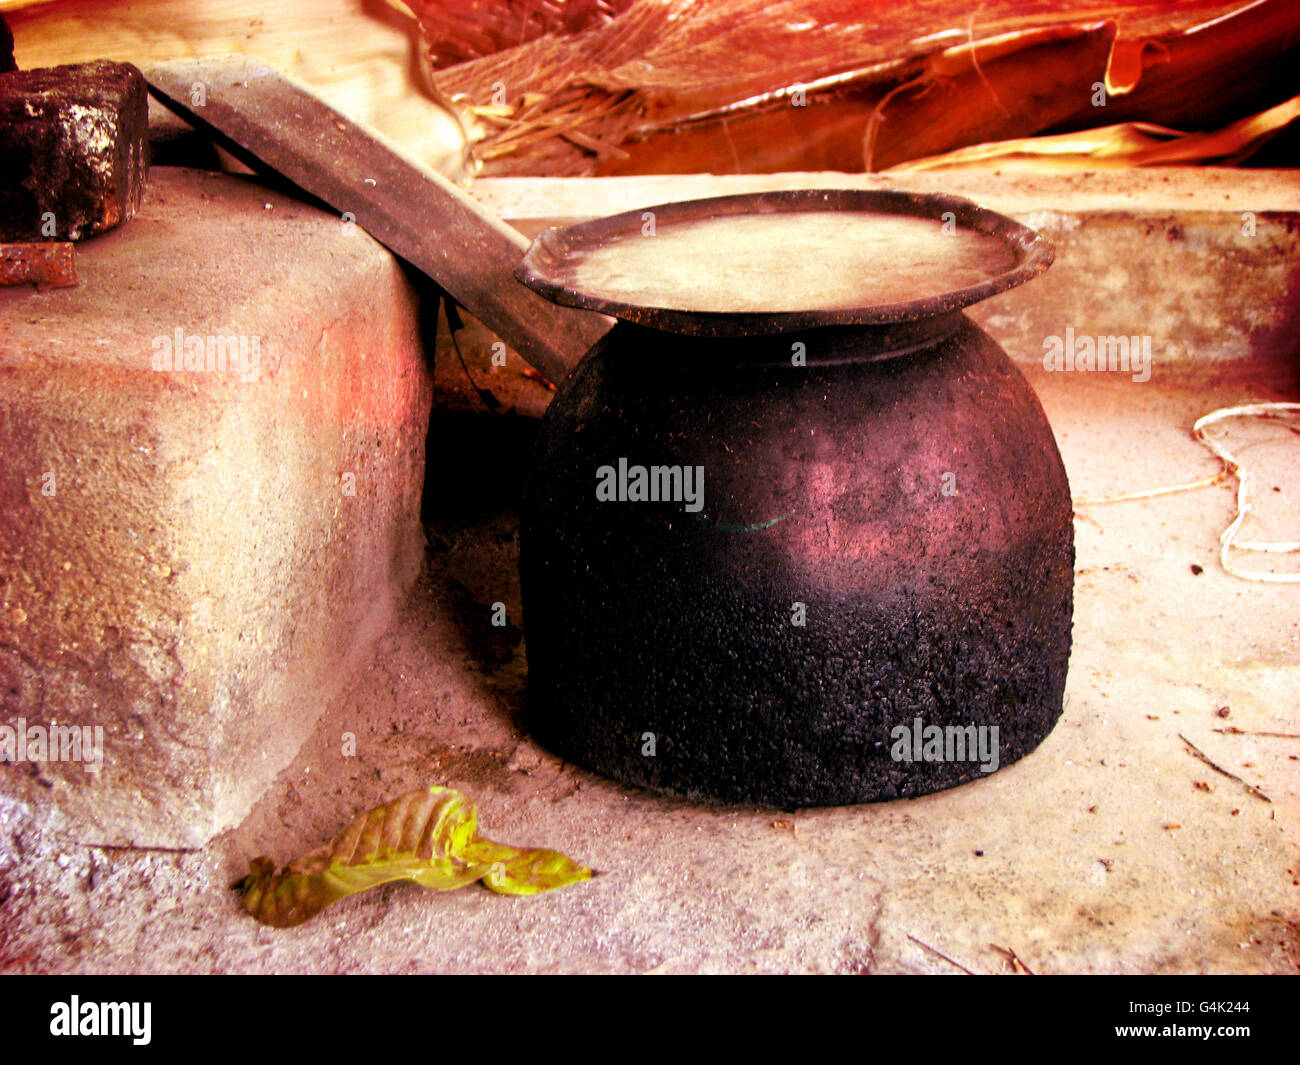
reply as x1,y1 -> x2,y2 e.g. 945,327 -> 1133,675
0,166 -> 433,847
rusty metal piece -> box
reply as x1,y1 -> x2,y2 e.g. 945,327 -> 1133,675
145,58 -> 611,384
0,60 -> 149,241
0,242 -> 77,288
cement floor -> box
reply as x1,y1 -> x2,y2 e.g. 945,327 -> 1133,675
1,356 -> 1297,974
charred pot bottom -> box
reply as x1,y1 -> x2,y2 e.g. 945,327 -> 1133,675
520,317 -> 1074,807
522,544 -> 1072,807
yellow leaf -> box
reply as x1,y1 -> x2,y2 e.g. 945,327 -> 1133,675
234,786 -> 592,927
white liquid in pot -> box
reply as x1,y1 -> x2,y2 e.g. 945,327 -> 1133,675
561,211 -> 1019,314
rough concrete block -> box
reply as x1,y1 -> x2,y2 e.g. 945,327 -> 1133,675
0,60 -> 149,242
0,166 -> 433,847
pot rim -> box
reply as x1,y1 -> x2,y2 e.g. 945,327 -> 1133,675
515,188 -> 1053,338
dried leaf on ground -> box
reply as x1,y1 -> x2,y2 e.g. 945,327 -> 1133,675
234,785 -> 592,927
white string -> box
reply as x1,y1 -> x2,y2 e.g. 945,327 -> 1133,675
1073,401 -> 1300,583
1191,402 -> 1300,582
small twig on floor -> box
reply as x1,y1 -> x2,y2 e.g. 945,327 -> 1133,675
1178,733 -> 1272,803
1214,727 -> 1300,739
79,843 -> 199,854
989,943 -> 1035,974
908,934 -> 976,975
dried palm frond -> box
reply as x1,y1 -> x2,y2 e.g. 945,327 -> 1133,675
403,0 -> 635,70
414,0 -> 1295,176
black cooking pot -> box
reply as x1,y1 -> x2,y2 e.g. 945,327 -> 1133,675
516,189 -> 1072,807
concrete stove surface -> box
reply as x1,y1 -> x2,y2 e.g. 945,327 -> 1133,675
1,354 -> 1296,974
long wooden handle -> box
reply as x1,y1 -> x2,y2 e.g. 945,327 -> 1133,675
146,57 -> 611,383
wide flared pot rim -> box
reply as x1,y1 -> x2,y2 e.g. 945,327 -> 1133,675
515,188 -> 1054,338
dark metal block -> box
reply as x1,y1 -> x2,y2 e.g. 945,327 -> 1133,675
0,60 -> 149,241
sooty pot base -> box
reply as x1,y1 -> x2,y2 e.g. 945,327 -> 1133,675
520,314 -> 1074,808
